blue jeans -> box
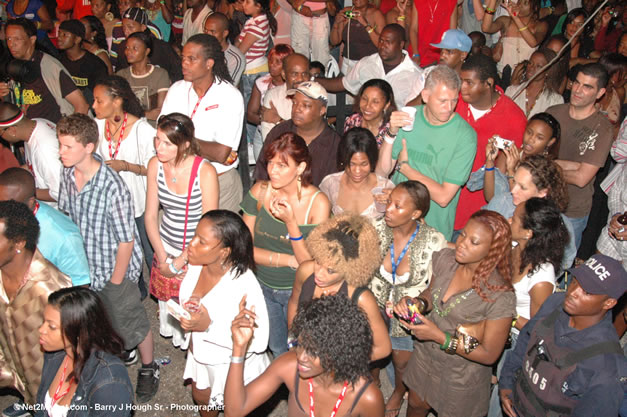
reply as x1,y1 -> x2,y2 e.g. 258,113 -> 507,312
240,71 -> 268,145
566,214 -> 590,251
260,282 -> 292,357
488,331 -> 519,417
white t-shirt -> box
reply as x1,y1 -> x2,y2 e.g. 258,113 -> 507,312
260,83 -> 292,141
160,79 -> 245,174
95,118 -> 156,216
513,262 -> 556,326
342,51 -> 425,109
182,5 -> 213,45
26,119 -> 63,206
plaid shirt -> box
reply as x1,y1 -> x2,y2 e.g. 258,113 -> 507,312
58,154 -> 143,291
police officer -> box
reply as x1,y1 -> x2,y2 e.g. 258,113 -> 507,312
498,254 -> 627,417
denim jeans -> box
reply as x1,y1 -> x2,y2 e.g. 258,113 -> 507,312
135,214 -> 153,300
487,331 -> 519,417
240,71 -> 268,145
566,214 -> 590,251
260,282 -> 292,357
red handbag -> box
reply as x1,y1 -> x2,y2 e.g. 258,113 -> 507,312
149,156 -> 202,301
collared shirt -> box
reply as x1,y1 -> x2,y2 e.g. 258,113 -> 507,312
225,42 -> 246,86
0,250 -> 72,403
342,51 -> 425,108
35,201 -> 90,286
58,154 -> 143,291
160,79 -> 245,174
500,292 -> 625,417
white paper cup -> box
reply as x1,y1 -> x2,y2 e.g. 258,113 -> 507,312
371,187 -> 388,213
401,106 -> 417,131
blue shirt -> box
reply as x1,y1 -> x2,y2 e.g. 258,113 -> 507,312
35,201 -> 90,286
500,292 -> 625,417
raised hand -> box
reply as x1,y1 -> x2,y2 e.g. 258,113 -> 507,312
231,295 -> 257,349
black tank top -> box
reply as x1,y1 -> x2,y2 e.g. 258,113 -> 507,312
298,274 -> 349,307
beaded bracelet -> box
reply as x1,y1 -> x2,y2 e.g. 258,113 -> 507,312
485,8 -> 495,14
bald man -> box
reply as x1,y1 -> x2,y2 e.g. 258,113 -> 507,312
0,103 -> 62,205
204,12 -> 246,86
0,168 -> 90,286
258,54 -> 310,156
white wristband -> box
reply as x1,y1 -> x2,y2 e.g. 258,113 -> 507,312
230,355 -> 245,363
384,134 -> 396,145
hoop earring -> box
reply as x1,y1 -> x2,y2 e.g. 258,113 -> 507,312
297,175 -> 302,202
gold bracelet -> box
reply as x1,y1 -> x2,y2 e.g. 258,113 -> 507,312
445,337 -> 459,355
518,25 -> 528,32
367,24 -> 376,34
396,15 -> 405,21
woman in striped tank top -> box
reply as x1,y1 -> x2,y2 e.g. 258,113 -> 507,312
145,113 -> 219,348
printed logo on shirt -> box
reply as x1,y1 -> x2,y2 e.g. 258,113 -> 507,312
71,76 -> 89,88
574,125 -> 599,156
20,88 -> 43,105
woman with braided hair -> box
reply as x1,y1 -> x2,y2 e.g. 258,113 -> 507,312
287,213 -> 392,361
395,210 -> 516,417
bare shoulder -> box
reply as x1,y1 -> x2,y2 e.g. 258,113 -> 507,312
353,379 -> 385,417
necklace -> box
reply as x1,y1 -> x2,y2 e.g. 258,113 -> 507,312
426,0 -> 440,23
105,112 -> 128,160
308,379 -> 349,417
51,356 -> 75,408
525,83 -> 545,116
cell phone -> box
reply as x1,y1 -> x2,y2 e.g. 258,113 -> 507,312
494,135 -> 514,150
344,10 -> 360,18
166,299 -> 191,321
406,299 -> 423,325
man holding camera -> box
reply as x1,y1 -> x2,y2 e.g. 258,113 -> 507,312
0,18 -> 89,123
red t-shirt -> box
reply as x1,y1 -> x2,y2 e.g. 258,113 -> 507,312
414,0 -> 456,67
57,0 -> 92,19
454,87 -> 527,230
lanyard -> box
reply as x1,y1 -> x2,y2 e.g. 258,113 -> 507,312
106,112 -> 128,160
51,356 -> 75,408
390,223 -> 420,285
189,85 -> 209,120
308,379 -> 349,417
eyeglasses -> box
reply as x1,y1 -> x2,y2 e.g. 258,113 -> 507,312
157,115 -> 188,136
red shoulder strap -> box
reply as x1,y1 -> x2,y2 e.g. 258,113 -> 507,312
182,156 -> 202,250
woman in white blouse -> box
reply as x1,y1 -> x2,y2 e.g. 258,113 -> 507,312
92,75 -> 156,286
179,210 -> 270,416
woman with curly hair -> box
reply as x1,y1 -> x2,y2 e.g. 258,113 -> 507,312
483,154 -> 576,271
343,79 -> 397,147
367,180 -> 447,416
394,210 -> 516,417
476,112 -> 561,204
225,294 -> 385,417
287,213 -> 391,361
487,197 -> 568,416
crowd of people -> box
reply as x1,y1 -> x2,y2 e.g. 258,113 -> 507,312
0,0 -> 627,415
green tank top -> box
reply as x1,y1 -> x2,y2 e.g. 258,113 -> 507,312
240,190 -> 319,289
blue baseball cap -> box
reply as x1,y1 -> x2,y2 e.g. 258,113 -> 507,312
430,29 -> 472,53
568,254 -> 627,299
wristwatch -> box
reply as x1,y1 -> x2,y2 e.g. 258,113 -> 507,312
396,160 -> 408,172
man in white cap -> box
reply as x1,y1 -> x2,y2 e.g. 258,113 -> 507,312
498,253 -> 627,417
254,81 -> 341,186
431,28 -> 472,76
